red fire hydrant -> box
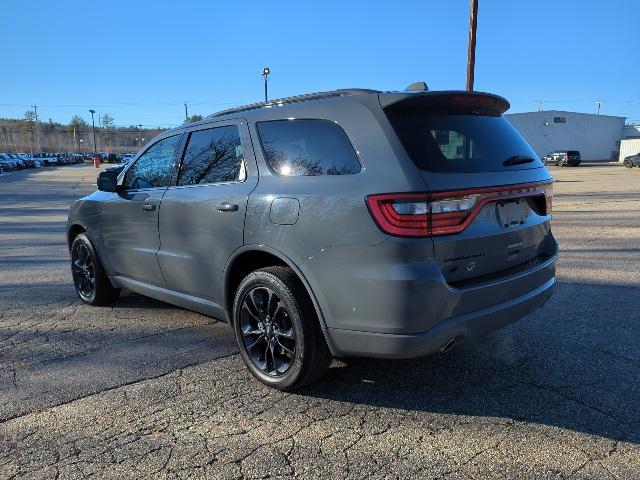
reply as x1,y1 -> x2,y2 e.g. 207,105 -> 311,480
93,155 -> 100,168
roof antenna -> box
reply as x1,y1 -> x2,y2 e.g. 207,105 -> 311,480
404,81 -> 429,92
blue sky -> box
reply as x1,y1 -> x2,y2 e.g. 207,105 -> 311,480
2,0 -> 638,127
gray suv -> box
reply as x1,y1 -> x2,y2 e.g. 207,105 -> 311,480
67,88 -> 557,390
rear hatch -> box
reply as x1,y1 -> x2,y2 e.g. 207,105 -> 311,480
380,91 -> 555,286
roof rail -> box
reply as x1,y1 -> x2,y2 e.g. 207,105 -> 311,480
209,88 -> 379,118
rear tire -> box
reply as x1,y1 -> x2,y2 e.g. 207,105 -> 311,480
233,266 -> 332,390
70,233 -> 120,305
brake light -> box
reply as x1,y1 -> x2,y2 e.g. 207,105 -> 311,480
366,181 -> 553,237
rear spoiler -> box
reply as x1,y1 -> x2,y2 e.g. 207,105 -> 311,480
379,90 -> 510,116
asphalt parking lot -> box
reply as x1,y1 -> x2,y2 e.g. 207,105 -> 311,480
1,163 -> 639,479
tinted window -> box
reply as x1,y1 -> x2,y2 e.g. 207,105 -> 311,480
123,134 -> 181,189
257,119 -> 360,176
178,126 -> 245,185
386,113 -> 542,173
553,116 -> 567,124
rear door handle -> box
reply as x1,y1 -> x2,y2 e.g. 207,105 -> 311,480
142,203 -> 156,212
216,202 -> 239,212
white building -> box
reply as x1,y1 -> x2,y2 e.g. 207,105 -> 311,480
506,110 -> 625,161
619,125 -> 640,162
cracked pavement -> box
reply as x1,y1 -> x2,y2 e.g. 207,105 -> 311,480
1,163 -> 639,479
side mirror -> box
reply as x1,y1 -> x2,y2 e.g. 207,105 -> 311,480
97,169 -> 119,192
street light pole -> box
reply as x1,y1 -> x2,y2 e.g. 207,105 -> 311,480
262,67 -> 270,102
89,109 -> 97,155
466,0 -> 479,91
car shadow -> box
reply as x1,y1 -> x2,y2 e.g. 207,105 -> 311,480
301,280 -> 640,446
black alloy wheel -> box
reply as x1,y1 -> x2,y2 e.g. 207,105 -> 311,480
233,266 -> 332,390
239,286 -> 297,376
70,233 -> 119,305
71,241 -> 95,301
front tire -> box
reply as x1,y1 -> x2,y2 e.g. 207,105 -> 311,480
70,233 -> 119,305
233,266 -> 332,390
624,159 -> 633,168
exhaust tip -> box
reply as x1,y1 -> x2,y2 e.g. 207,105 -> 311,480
440,335 -> 465,353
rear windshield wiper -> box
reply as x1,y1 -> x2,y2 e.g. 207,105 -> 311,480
503,155 -> 535,166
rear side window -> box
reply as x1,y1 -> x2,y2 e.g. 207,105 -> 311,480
178,126 -> 245,185
257,119 -> 360,176
123,134 -> 182,189
386,113 -> 542,173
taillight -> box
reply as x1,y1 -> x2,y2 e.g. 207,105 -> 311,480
366,193 -> 430,237
366,181 -> 553,237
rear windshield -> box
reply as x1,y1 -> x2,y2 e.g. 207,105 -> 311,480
386,112 -> 542,173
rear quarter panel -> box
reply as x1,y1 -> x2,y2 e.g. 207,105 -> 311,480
243,96 -> 430,263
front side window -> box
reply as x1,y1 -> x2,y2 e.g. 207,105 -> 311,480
123,134 -> 181,189
178,126 -> 245,185
257,119 -> 360,176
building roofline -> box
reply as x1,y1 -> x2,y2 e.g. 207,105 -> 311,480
506,110 -> 625,120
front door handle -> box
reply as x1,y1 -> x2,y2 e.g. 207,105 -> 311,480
216,202 -> 239,212
142,203 -> 156,212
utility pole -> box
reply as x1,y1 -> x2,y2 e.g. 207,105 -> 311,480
596,100 -> 603,115
32,105 -> 40,153
536,100 -> 545,112
466,0 -> 479,91
184,101 -> 189,123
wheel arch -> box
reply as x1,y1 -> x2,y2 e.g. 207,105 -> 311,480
67,222 -> 88,250
223,245 -> 337,355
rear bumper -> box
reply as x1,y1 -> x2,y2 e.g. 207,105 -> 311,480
326,275 -> 554,359
303,236 -> 557,358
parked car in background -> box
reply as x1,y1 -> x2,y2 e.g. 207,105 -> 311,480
16,154 -> 40,168
106,153 -> 120,163
8,154 -> 26,169
0,152 -> 88,171
623,153 -> 640,168
0,153 -> 18,171
541,150 -> 581,167
35,153 -> 53,166
67,87 -> 556,390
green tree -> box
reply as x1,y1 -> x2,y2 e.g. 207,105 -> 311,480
100,114 -> 115,149
101,113 -> 115,129
24,110 -> 36,122
184,114 -> 203,124
69,115 -> 88,130
69,115 -> 88,151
